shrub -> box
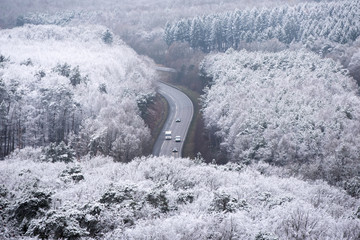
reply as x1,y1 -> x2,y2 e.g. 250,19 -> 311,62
344,177 -> 360,198
177,191 -> 194,204
79,203 -> 104,236
102,30 -> 113,44
41,142 -> 75,163
60,166 -> 84,183
27,209 -> 87,240
210,192 -> 247,213
53,63 -> 71,78
13,191 -> 51,233
255,232 -> 279,240
0,185 -> 9,220
100,185 -> 137,205
146,190 -> 170,213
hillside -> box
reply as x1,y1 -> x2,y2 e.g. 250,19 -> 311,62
164,0 -> 360,85
0,24 -> 155,161
200,49 -> 360,188
0,0 -> 317,64
0,149 -> 359,239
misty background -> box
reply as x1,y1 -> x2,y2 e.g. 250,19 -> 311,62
0,0 -> 318,63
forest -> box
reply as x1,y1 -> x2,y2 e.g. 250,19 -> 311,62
164,0 -> 360,85
1,151 -> 359,239
164,0 -> 360,51
0,25 -> 155,161
200,49 -> 360,186
0,0 -> 318,63
1,0 -> 360,239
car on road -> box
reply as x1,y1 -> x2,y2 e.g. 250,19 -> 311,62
172,147 -> 178,153
175,136 -> 181,142
165,131 -> 172,140
176,118 -> 181,122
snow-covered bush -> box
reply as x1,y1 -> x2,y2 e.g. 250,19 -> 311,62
100,184 -> 139,206
344,177 -> 360,198
146,190 -> 170,213
59,166 -> 84,183
27,208 -> 88,239
12,191 -> 52,233
41,142 -> 75,163
200,49 -> 360,185
255,232 -> 278,240
209,191 -> 246,213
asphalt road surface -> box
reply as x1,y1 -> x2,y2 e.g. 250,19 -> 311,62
152,82 -> 193,157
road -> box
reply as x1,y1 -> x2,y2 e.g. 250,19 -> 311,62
152,82 -> 193,157
155,66 -> 177,73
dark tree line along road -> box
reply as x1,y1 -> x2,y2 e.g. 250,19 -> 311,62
152,82 -> 193,157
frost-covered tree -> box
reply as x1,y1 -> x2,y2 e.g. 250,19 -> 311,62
102,29 -> 113,45
80,99 -> 150,162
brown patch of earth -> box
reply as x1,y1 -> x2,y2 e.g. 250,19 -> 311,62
142,93 -> 168,155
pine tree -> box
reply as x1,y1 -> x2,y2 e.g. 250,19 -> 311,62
102,29 -> 113,45
0,79 -> 8,159
70,66 -> 82,86
164,22 -> 174,46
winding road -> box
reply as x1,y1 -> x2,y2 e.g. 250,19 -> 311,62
152,82 -> 193,157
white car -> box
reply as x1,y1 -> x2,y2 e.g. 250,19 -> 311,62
175,136 -> 181,142
165,131 -> 172,140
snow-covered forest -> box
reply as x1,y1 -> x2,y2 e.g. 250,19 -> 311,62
200,50 -> 360,186
1,151 -> 359,239
1,0 -> 360,239
165,0 -> 360,51
0,25 -> 155,161
165,0 -> 360,84
0,0 -> 316,63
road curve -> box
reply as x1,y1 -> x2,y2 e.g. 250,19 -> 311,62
152,82 -> 193,157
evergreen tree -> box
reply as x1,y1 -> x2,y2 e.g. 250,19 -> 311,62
70,66 -> 82,86
164,22 -> 174,46
102,29 -> 113,44
53,63 -> 71,78
0,79 -> 8,159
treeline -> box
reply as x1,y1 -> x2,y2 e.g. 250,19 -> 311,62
165,0 -> 360,52
0,25 -> 155,161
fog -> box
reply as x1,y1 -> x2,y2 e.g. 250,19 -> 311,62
0,0 -> 317,29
